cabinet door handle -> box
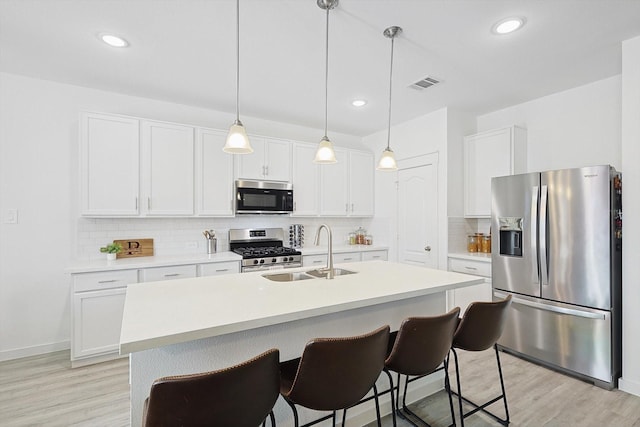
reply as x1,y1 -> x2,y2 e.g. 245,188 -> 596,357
351,203 -> 354,212
464,266 -> 478,271
265,165 -> 269,176
343,257 -> 353,261
424,246 -> 432,252
135,197 -> 138,210
215,269 -> 229,272
293,201 -> 296,211
98,279 -> 118,284
164,273 -> 180,277
345,203 -> 349,213
147,197 -> 151,210
313,260 -> 323,264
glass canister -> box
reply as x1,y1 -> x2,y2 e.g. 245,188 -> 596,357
365,235 -> 373,245
467,235 -> 478,252
348,232 -> 356,245
356,227 -> 367,245
481,235 -> 491,253
475,233 -> 484,252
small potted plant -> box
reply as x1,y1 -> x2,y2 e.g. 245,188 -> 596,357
100,242 -> 122,261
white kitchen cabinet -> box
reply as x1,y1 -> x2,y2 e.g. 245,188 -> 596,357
448,256 -> 492,314
236,137 -> 291,182
302,254 -> 328,268
71,269 -> 138,365
319,148 -> 374,217
198,261 -> 240,276
291,143 -> 320,216
333,252 -> 361,263
141,121 -> 195,215
463,126 -> 526,217
361,250 -> 388,261
196,128 -> 234,216
319,147 -> 349,215
141,264 -> 197,282
348,151 -> 375,216
79,112 -> 140,216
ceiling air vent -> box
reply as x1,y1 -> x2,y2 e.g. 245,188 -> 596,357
410,76 -> 440,90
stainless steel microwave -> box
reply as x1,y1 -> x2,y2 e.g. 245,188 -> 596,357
235,180 -> 293,214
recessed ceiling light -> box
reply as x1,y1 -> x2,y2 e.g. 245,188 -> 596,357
99,33 -> 129,48
492,17 -> 525,35
352,99 -> 367,107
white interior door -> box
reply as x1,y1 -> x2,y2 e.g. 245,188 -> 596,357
397,156 -> 438,267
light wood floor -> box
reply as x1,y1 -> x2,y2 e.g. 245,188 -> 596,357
2,349 -> 640,426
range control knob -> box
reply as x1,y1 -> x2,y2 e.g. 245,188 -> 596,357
253,259 -> 259,265
288,256 -> 294,262
271,258 -> 277,263
259,259 -> 265,264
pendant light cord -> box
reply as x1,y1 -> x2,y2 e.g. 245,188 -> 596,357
324,6 -> 329,138
235,0 -> 240,122
386,34 -> 395,151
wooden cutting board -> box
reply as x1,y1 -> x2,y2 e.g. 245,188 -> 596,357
114,238 -> 154,259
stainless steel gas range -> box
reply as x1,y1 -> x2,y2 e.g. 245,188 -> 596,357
229,228 -> 302,272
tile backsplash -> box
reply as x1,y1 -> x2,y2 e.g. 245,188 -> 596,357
75,216 -> 374,261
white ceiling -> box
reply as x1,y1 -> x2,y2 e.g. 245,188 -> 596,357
2,0 -> 640,137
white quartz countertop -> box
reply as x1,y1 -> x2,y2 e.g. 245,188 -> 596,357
299,244 -> 388,255
448,252 -> 492,263
119,260 -> 483,354
68,252 -> 242,274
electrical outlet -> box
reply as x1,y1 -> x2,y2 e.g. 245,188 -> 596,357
4,209 -> 18,224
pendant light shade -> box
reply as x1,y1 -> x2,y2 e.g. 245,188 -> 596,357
223,0 -> 253,154
313,0 -> 338,164
377,26 -> 402,171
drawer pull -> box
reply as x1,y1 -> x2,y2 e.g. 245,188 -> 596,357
343,258 -> 353,261
164,273 -> 180,277
313,260 -> 323,264
464,267 -> 478,271
371,256 -> 380,259
215,269 -> 229,272
98,279 -> 118,284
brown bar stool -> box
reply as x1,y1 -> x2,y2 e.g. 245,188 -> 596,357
279,325 -> 390,427
449,295 -> 512,426
384,307 -> 461,427
142,348 -> 280,427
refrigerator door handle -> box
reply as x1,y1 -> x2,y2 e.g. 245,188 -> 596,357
531,185 -> 539,284
539,185 -> 549,286
494,291 -> 605,320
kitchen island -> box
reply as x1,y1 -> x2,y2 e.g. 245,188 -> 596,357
120,260 -> 484,426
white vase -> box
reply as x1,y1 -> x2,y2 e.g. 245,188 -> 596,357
106,253 -> 117,261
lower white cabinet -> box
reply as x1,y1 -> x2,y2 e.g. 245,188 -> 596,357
362,250 -> 388,261
302,249 -> 387,267
448,256 -> 493,314
198,261 -> 240,276
333,252 -> 361,263
71,269 -> 138,365
141,264 -> 197,282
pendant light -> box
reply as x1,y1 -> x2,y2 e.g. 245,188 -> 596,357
377,26 -> 402,171
223,0 -> 253,154
313,0 -> 338,164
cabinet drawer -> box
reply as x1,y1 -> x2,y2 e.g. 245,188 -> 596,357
141,264 -> 197,282
362,250 -> 388,262
449,258 -> 491,278
198,261 -> 240,277
333,252 -> 361,263
73,269 -> 138,292
303,254 -> 327,268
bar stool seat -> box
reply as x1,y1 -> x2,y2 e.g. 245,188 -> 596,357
142,348 -> 280,427
450,295 -> 513,426
279,325 -> 390,427
384,307 -> 461,427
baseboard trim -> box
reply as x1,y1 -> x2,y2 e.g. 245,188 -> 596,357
0,341 -> 70,362
619,377 -> 640,397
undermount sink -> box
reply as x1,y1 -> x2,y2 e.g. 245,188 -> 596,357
262,272 -> 314,282
305,268 -> 357,279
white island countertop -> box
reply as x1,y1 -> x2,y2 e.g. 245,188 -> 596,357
119,260 -> 483,355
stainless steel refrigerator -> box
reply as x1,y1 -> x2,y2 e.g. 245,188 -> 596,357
491,165 -> 622,389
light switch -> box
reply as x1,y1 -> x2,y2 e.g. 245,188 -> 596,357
4,208 -> 18,224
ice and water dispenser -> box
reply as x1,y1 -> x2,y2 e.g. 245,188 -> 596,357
499,217 -> 523,257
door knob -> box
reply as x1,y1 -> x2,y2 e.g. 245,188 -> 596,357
424,246 -> 431,252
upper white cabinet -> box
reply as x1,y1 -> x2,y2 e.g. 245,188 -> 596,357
79,112 -> 140,216
196,128 -> 235,216
348,151 -> 375,216
141,121 -> 195,216
463,126 -> 527,217
291,143 -> 320,216
236,137 -> 291,182
319,149 -> 374,217
320,147 -> 350,216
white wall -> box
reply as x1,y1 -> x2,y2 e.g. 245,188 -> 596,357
0,72 -> 366,360
477,75 -> 622,172
620,35 -> 640,396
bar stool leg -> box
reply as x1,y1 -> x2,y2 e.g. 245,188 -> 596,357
451,348 -> 465,427
443,356 -> 457,427
495,345 -> 510,424
383,369 -> 398,427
